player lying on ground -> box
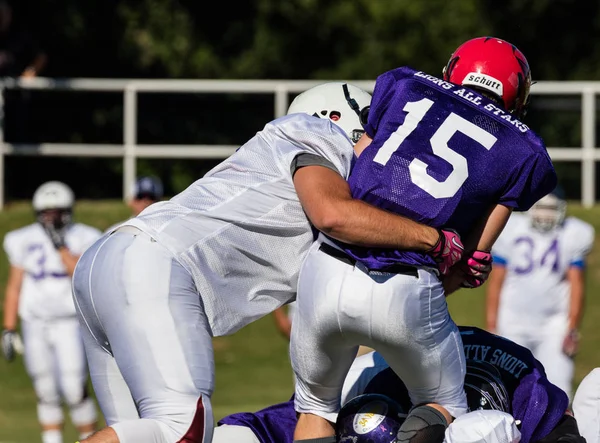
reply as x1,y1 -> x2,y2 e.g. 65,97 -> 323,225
290,36 -> 557,443
215,326 -> 583,443
72,82 -> 464,443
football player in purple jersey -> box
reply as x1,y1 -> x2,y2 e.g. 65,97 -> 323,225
290,36 -> 558,443
216,327 -> 583,443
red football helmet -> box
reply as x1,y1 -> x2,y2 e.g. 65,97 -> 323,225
442,36 -> 532,118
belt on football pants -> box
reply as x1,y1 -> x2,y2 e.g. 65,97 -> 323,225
318,242 -> 419,278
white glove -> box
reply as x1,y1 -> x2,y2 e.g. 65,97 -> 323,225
445,410 -> 521,443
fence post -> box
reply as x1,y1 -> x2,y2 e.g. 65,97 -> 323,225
582,89 -> 596,208
275,84 -> 289,118
123,85 -> 137,202
0,85 -> 4,211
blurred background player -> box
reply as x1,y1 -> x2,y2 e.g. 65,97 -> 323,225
105,176 -> 164,232
486,186 -> 595,398
1,181 -> 101,443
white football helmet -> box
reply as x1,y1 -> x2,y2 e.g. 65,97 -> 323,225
287,82 -> 372,144
529,188 -> 566,232
32,181 -> 75,211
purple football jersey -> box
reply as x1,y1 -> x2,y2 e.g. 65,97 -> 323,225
338,67 -> 557,269
218,397 -> 296,443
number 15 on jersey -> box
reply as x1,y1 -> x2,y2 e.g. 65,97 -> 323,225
373,98 -> 498,199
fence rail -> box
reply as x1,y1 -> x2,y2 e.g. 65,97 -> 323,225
0,77 -> 598,209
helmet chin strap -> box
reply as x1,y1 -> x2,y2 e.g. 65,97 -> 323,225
342,83 -> 369,126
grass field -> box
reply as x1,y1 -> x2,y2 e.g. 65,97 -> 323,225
1,200 -> 599,442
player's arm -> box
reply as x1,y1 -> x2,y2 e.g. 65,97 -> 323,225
43,224 -> 84,276
57,247 -> 81,276
272,306 -> 292,341
563,225 -> 594,357
444,204 -> 512,294
2,265 -> 24,362
562,264 -> 585,357
464,204 -> 513,253
3,265 -> 23,331
293,165 -> 439,250
567,266 -> 585,333
485,264 -> 507,334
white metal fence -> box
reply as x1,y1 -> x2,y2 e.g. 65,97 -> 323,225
0,77 -> 598,209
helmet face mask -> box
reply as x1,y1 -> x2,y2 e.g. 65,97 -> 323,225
465,360 -> 510,413
529,193 -> 566,232
336,393 -> 407,443
442,36 -> 532,119
37,208 -> 73,230
287,82 -> 372,145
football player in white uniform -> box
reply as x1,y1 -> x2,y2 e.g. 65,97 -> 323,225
1,181 -> 102,443
72,83 -> 459,443
486,187 -> 595,398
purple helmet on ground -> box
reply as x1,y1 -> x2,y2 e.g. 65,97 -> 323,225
336,394 -> 408,443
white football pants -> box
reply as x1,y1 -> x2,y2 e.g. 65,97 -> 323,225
212,425 -> 260,443
72,228 -> 214,443
291,237 -> 467,423
497,314 -> 573,398
21,317 -> 97,428
573,367 -> 600,443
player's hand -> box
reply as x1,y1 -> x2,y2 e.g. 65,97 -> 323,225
428,229 -> 464,275
43,223 -> 67,249
562,329 -> 580,357
460,250 -> 493,288
1,329 -> 17,362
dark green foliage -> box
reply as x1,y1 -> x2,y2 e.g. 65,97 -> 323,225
4,0 -> 600,199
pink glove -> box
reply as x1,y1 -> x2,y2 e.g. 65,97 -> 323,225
460,250 -> 493,288
429,229 -> 464,275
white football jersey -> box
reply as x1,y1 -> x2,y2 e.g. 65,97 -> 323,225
492,213 -> 595,328
105,218 -> 131,234
3,222 -> 102,321
122,114 -> 355,336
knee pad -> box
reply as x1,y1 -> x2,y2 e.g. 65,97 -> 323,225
397,405 -> 448,443
33,374 -> 63,425
33,373 -> 61,405
37,401 -> 64,426
60,374 -> 86,406
69,397 -> 97,427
